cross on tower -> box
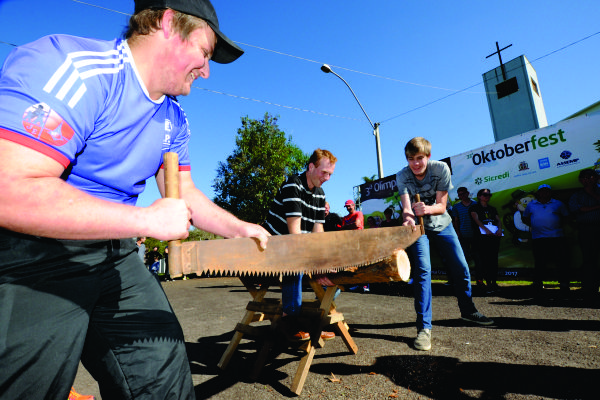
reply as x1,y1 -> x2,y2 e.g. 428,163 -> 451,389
486,41 -> 513,81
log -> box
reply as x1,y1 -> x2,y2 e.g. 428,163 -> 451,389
313,248 -> 410,286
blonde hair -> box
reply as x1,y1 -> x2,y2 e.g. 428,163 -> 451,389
404,137 -> 431,158
125,8 -> 208,44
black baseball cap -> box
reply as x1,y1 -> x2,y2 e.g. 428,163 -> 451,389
134,0 -> 244,64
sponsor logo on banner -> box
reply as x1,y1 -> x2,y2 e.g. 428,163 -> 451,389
22,102 -> 75,146
513,160 -> 536,178
474,171 -> 510,186
556,150 -> 580,168
538,157 -> 550,169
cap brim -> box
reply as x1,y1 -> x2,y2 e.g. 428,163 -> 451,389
206,22 -> 244,64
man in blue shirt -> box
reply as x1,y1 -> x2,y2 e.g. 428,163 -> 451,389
0,1 -> 269,398
522,184 -> 570,295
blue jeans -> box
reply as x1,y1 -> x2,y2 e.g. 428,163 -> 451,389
282,273 -> 304,316
408,224 -> 478,330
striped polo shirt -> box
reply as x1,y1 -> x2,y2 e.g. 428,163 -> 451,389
264,172 -> 326,235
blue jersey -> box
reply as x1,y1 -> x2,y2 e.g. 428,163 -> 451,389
0,34 -> 192,205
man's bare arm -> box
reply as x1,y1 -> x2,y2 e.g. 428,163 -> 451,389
412,191 -> 448,217
400,193 -> 416,226
286,216 -> 302,235
312,222 -> 324,233
0,139 -> 191,240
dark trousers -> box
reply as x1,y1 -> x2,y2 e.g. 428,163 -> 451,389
0,231 -> 194,400
474,235 -> 501,285
458,235 -> 482,280
531,237 -> 570,289
577,226 -> 600,295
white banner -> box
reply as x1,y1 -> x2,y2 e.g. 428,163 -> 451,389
449,111 -> 600,198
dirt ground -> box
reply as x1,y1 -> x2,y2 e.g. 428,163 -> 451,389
74,277 -> 600,399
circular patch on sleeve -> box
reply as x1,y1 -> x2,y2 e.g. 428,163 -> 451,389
22,102 -> 75,146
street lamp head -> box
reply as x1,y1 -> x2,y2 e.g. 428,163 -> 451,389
318,62 -> 383,179
320,64 -> 332,73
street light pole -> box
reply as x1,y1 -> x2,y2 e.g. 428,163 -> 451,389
321,64 -> 384,179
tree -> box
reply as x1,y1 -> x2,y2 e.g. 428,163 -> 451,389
213,113 -> 309,223
362,174 -> 378,183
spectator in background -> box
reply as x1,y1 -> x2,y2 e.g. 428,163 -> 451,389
162,246 -> 173,282
341,200 -> 364,230
342,199 -> 368,292
149,254 -> 161,282
522,184 -> 570,296
145,246 -> 162,269
451,188 -> 482,286
569,169 -> 600,300
136,236 -> 147,263
367,216 -> 380,229
469,188 -> 502,294
380,207 -> 400,227
324,201 -> 342,232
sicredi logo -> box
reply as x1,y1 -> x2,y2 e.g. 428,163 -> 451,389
474,171 -> 510,186
470,129 -> 566,165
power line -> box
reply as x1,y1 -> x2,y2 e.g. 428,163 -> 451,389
66,0 -> 486,94
381,30 -> 600,124
0,40 -> 17,47
1,1 -> 599,124
194,86 -> 362,122
70,0 -> 131,16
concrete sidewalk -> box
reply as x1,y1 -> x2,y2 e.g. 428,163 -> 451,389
74,277 -> 600,399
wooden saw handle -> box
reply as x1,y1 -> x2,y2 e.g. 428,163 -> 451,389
163,152 -> 183,277
414,193 -> 425,233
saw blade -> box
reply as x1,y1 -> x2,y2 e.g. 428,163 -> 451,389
170,225 -> 421,277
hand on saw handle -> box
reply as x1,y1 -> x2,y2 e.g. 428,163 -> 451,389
142,197 -> 192,241
412,194 -> 426,228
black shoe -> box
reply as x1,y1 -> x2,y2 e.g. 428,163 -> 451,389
461,312 -> 494,326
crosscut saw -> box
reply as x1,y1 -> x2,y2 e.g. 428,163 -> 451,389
168,226 -> 422,277
163,152 -> 422,278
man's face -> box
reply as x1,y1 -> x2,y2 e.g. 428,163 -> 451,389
307,158 -> 335,189
325,203 -> 330,216
407,152 -> 430,178
345,203 -> 355,214
537,188 -> 552,203
457,190 -> 469,202
165,22 -> 215,96
580,173 -> 599,188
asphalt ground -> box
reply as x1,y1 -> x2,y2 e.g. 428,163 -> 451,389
74,277 -> 600,399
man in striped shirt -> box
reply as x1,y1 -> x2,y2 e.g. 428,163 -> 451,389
264,149 -> 337,341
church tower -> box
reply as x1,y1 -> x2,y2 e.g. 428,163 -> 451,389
483,42 -> 548,141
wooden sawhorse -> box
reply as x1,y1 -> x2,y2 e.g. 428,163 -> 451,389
217,276 -> 358,395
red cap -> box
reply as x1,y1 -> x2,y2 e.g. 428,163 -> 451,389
344,200 -> 355,206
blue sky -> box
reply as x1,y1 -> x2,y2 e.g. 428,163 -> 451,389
1,0 -> 599,217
